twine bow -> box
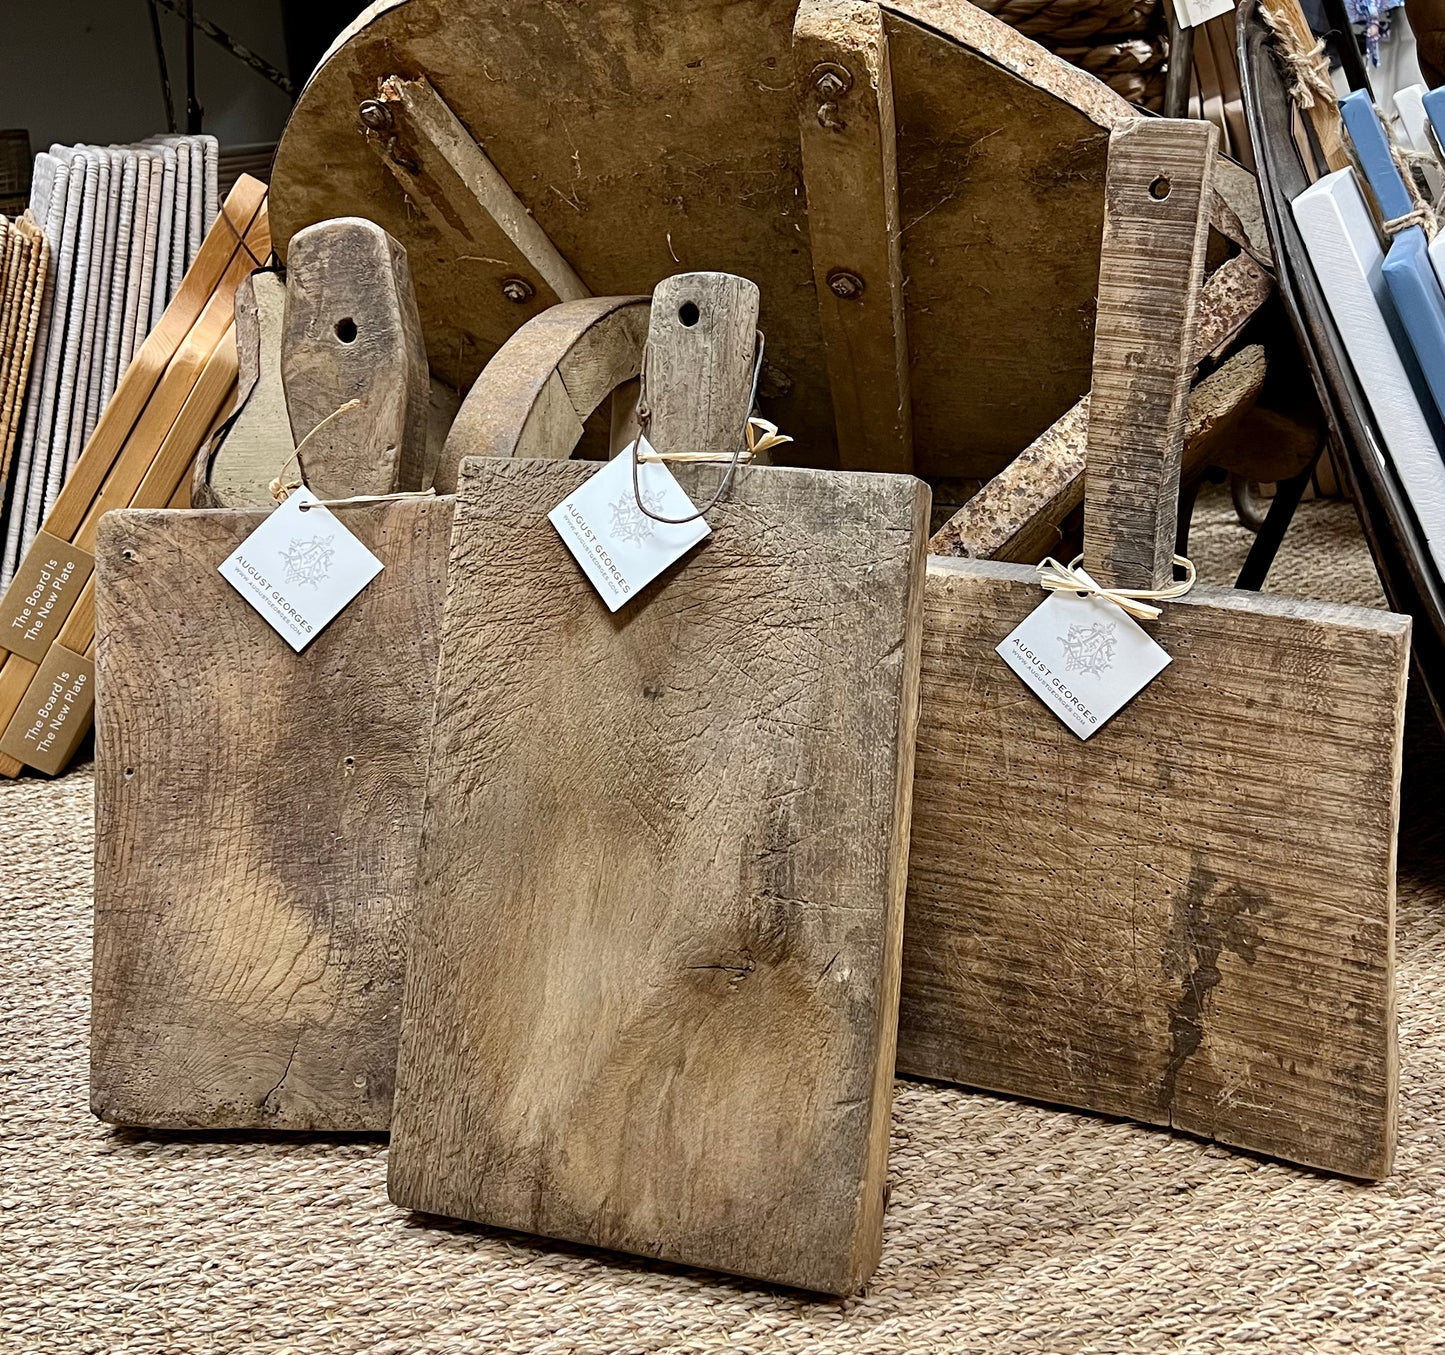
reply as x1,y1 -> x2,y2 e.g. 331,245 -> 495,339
1037,554 -> 1196,622
635,416 -> 793,465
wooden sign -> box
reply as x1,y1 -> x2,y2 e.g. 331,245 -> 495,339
388,455 -> 929,1295
897,119 -> 1410,1180
91,495 -> 452,1131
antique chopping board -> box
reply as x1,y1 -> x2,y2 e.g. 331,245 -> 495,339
387,456 -> 928,1294
897,117 -> 1409,1181
91,496 -> 452,1131
269,0 -> 1184,479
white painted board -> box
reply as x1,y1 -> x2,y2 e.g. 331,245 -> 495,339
1394,85 -> 1444,198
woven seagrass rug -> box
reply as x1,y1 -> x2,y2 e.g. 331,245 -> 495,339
6,487 -> 1445,1354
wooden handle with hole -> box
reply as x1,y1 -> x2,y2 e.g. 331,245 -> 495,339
643,273 -> 760,462
1081,117 -> 1217,592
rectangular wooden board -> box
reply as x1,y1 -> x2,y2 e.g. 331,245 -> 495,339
899,557 -> 1409,1180
90,496 -> 453,1131
389,456 -> 929,1295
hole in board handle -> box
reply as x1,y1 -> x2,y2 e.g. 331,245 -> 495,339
1149,176 -> 1171,200
335,317 -> 358,343
678,301 -> 700,327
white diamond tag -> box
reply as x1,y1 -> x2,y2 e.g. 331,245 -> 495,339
217,488 -> 384,652
996,591 -> 1172,740
548,439 -> 711,611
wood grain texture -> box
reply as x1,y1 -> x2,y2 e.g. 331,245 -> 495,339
202,270 -> 293,508
371,74 -> 590,306
91,496 -> 454,1130
1258,0 -> 1351,173
389,456 -> 929,1295
282,217 -> 429,498
929,342 -> 1267,564
643,274 -> 760,462
899,557 -> 1408,1179
795,0 -> 913,473
438,295 -> 648,488
271,0 -> 1250,480
1082,117 -> 1216,591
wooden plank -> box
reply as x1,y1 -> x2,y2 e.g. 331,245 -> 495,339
370,74 -> 590,307
0,331 -> 241,774
643,274 -> 760,461
201,270 -> 293,508
91,495 -> 454,1130
1081,118 -> 1215,591
282,217 -> 430,498
927,249 -> 1274,566
794,0 -> 912,473
437,295 -> 648,489
930,341 -> 1268,564
388,456 -> 929,1295
1258,0 -> 1351,173
900,557 -> 1407,1179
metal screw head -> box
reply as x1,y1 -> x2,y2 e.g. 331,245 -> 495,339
501,277 -> 535,304
827,269 -> 864,300
359,99 -> 393,131
812,61 -> 853,97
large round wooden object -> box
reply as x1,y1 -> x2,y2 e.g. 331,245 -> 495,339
271,0 -> 1142,479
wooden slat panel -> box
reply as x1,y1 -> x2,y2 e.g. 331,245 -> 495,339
90,497 -> 453,1130
389,456 -> 929,1294
899,557 -> 1408,1179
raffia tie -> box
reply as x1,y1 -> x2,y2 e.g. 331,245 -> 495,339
1037,553 -> 1197,622
635,416 -> 793,465
1257,3 -> 1335,111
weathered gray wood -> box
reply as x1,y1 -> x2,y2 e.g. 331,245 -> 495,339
437,295 -> 649,487
930,344 -> 1267,564
928,252 -> 1274,562
274,0 -> 1251,479
900,558 -> 1408,1180
282,217 -> 429,498
198,269 -> 293,508
90,497 -> 453,1130
1082,117 -> 1216,591
795,0 -> 912,473
388,456 -> 930,1294
643,274 -> 759,462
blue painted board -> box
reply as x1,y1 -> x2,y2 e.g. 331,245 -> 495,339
1383,224 -> 1445,426
1341,89 -> 1414,219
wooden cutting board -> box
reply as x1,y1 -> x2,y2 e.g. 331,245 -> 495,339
897,117 -> 1409,1181
91,495 -> 452,1131
388,455 -> 928,1295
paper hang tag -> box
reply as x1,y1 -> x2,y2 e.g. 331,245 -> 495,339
997,591 -> 1172,740
548,439 -> 712,611
1172,0 -> 1234,25
217,488 -> 384,653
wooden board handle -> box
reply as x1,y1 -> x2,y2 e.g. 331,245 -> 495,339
1081,117 -> 1216,592
644,273 -> 761,463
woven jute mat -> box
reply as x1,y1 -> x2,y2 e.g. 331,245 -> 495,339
7,488 -> 1445,1354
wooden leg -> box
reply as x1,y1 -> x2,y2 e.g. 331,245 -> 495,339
794,0 -> 912,474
